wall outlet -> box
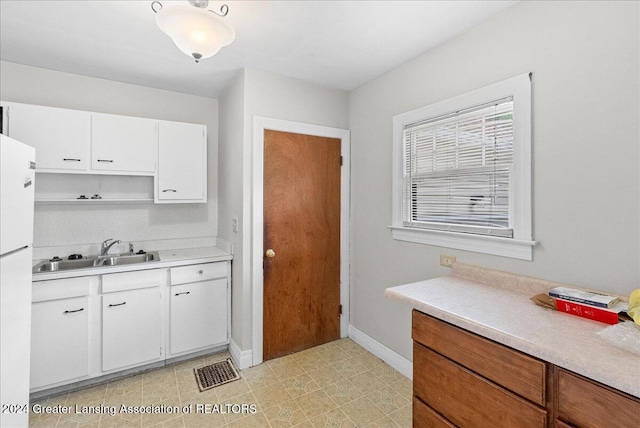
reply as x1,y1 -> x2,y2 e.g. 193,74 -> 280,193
232,218 -> 238,233
440,254 -> 456,267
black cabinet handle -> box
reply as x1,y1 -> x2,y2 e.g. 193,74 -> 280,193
162,189 -> 177,193
97,159 -> 114,163
63,158 -> 81,162
63,308 -> 84,314
108,302 -> 126,307
174,291 -> 191,296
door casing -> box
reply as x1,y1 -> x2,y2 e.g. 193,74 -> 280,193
252,116 -> 350,366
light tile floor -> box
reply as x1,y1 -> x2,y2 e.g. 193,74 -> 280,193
29,339 -> 412,427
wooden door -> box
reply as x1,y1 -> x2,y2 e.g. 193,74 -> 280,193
263,130 -> 341,360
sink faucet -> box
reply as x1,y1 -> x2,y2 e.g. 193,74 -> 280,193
101,239 -> 121,256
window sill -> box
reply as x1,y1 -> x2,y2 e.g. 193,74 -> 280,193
388,225 -> 537,260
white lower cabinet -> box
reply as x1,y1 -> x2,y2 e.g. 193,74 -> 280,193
170,279 -> 228,355
30,296 -> 89,389
30,259 -> 230,393
102,287 -> 162,372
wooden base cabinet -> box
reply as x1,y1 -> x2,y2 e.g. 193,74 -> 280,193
555,369 -> 640,428
412,310 -> 640,428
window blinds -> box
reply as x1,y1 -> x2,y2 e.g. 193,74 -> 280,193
402,97 -> 514,237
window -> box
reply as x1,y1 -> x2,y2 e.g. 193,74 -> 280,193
391,73 -> 536,260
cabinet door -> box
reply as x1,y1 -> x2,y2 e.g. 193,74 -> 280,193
30,297 -> 89,388
414,343 -> 547,427
557,369 -> 640,428
6,102 -> 90,171
102,287 -> 161,372
91,113 -> 157,173
156,121 -> 207,202
170,278 -> 227,355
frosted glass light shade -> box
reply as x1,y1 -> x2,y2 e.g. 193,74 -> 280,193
156,4 -> 235,62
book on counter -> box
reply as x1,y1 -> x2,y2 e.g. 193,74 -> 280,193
548,286 -> 619,308
554,298 -> 628,325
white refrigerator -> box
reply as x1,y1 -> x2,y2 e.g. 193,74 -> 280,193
1,134 -> 36,428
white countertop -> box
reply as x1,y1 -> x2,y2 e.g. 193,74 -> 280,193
385,263 -> 640,398
32,246 -> 232,281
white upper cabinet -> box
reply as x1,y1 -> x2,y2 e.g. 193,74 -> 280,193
156,121 -> 207,203
91,113 -> 157,174
1,101 -> 208,204
4,102 -> 90,171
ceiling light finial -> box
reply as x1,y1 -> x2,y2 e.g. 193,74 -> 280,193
151,1 -> 235,63
188,0 -> 209,8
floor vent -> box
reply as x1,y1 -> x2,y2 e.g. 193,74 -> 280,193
194,358 -> 240,392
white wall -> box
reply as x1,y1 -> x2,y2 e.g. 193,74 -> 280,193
349,1 -> 640,359
218,68 -> 349,351
0,61 -> 219,254
218,71 -> 246,347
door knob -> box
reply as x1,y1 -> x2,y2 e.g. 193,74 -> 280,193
265,249 -> 276,258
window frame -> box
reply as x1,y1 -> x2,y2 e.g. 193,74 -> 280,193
390,73 -> 537,260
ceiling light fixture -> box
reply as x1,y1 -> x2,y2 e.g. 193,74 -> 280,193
151,0 -> 235,63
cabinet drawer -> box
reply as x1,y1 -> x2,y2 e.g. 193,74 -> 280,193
413,396 -> 456,428
412,310 -> 546,406
414,343 -> 547,428
102,269 -> 164,293
170,262 -> 227,285
557,369 -> 640,428
32,276 -> 93,302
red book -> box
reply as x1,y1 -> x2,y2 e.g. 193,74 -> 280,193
555,299 -> 622,325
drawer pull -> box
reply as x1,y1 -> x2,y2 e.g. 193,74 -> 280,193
175,291 -> 191,296
97,159 -> 114,163
108,302 -> 126,307
63,308 -> 84,314
198,270 -> 203,274
63,158 -> 81,162
162,189 -> 177,193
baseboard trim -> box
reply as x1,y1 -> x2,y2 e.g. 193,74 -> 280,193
229,338 -> 253,370
348,324 -> 413,380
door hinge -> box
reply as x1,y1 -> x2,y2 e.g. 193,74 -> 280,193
339,304 -> 342,315
340,156 -> 343,166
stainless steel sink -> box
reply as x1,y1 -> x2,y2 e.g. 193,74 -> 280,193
97,252 -> 158,266
33,252 -> 160,273
33,258 -> 101,272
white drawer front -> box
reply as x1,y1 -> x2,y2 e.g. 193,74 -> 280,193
170,262 -> 227,285
102,269 -> 165,294
32,276 -> 93,302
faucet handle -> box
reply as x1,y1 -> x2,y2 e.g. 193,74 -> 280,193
128,242 -> 134,255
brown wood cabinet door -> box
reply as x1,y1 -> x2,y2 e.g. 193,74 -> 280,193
556,369 -> 640,428
412,310 -> 547,406
263,130 -> 341,360
414,396 -> 456,428
413,343 -> 547,428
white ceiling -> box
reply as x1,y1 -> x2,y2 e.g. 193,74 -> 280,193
0,1 -> 518,98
